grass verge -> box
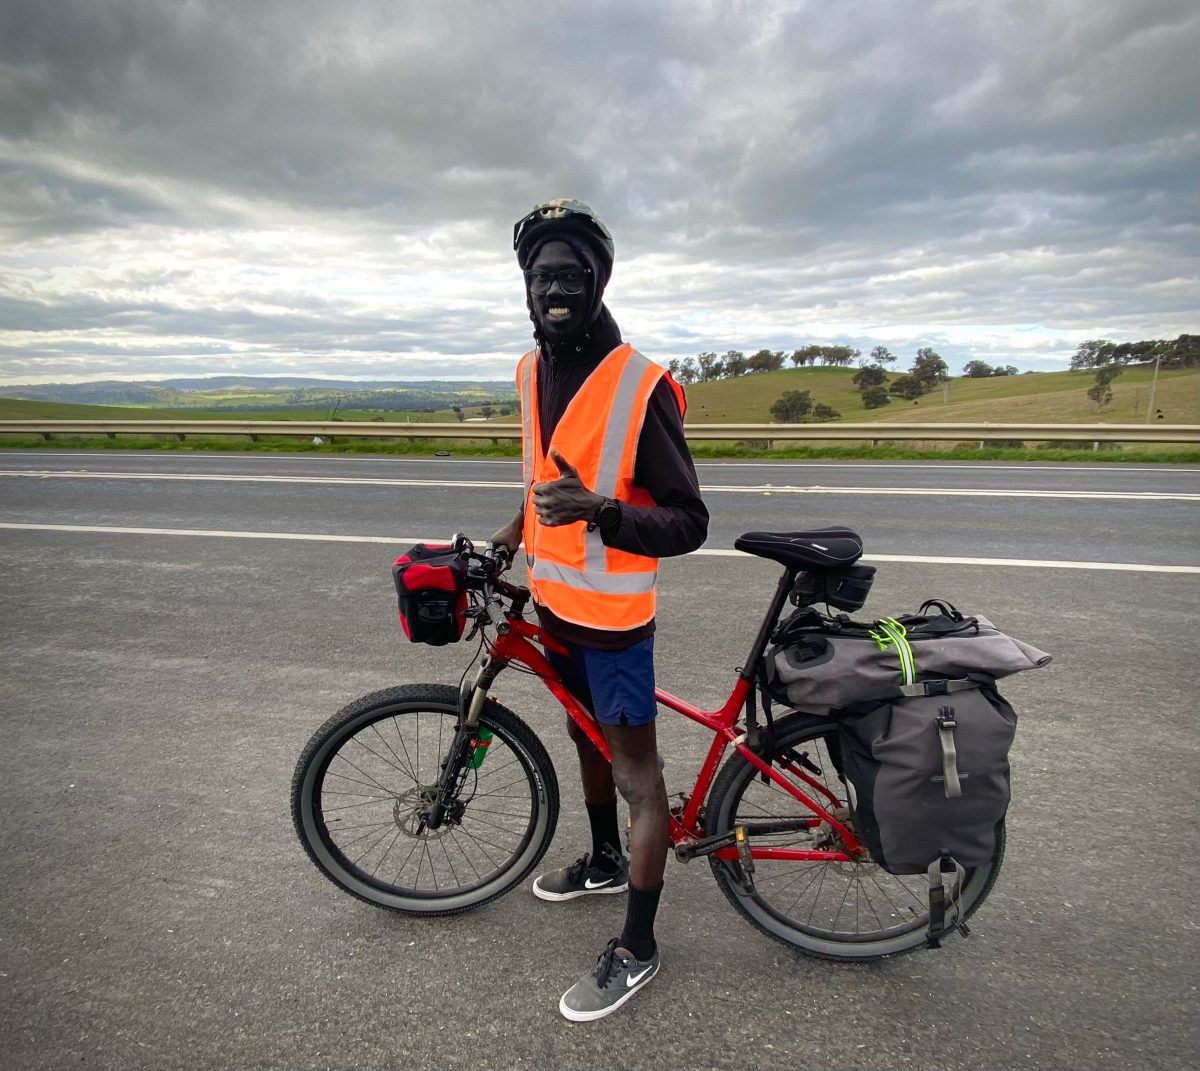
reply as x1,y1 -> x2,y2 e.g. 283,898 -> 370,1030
0,433 -> 1195,464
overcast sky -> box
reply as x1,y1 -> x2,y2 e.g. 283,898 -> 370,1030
1,0 -> 1196,384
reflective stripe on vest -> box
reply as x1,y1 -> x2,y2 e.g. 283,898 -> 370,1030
517,344 -> 678,629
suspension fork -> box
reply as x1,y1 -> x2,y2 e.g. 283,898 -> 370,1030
423,652 -> 508,831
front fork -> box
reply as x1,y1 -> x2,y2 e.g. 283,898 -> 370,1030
423,653 -> 505,831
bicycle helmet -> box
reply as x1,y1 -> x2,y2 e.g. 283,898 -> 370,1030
513,199 -> 614,276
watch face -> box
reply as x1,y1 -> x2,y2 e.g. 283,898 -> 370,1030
598,499 -> 621,527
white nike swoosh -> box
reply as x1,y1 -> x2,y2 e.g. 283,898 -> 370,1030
583,876 -> 614,889
625,964 -> 654,988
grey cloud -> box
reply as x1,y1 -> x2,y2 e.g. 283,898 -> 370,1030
1,0 -> 1197,381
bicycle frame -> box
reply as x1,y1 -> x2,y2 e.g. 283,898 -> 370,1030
474,567 -> 866,866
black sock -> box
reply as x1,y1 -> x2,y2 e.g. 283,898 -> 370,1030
619,881 -> 662,961
586,799 -> 622,871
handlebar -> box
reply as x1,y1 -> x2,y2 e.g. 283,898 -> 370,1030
451,536 -> 528,622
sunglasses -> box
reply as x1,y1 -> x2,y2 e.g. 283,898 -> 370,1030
522,267 -> 592,295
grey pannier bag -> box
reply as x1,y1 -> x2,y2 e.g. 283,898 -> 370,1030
763,600 -> 1051,946
766,600 -> 1051,711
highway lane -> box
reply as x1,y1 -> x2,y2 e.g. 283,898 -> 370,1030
1,489 -> 1197,1071
2,446 -> 1199,492
2,449 -> 1198,567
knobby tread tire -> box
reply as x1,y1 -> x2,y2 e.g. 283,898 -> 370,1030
291,684 -> 559,917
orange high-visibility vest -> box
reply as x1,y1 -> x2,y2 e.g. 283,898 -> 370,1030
517,343 -> 686,631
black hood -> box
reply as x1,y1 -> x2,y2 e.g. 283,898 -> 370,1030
521,231 -> 620,361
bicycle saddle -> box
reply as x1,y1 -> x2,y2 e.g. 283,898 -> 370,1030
734,527 -> 864,571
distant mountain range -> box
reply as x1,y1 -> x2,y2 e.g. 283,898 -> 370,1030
0,376 -> 516,410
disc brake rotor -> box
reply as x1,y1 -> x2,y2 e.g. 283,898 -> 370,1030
393,786 -> 467,839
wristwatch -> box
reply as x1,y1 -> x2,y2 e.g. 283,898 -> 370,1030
587,497 -> 622,533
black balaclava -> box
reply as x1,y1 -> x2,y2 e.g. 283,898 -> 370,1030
517,220 -> 622,364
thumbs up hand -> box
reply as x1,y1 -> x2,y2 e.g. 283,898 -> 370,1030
532,450 -> 603,526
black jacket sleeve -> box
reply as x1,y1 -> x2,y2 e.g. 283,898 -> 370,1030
601,377 -> 709,558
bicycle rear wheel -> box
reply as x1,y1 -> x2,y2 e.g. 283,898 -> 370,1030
705,711 -> 1003,961
291,684 -> 559,915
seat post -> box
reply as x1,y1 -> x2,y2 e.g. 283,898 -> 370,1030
739,566 -> 798,683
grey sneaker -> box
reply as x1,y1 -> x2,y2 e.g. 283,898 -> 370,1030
559,938 -> 660,1022
532,849 -> 629,902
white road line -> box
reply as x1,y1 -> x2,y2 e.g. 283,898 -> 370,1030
2,522 -> 1198,573
1,469 -> 1196,501
2,451 -> 1198,476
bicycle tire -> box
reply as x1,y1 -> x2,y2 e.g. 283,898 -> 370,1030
291,684 -> 560,916
705,710 -> 1004,961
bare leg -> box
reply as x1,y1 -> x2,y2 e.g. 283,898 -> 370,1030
601,720 -> 669,888
566,715 -> 617,805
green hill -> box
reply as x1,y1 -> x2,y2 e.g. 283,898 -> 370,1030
0,398 -> 468,422
0,366 -> 1195,426
682,365 -> 1198,425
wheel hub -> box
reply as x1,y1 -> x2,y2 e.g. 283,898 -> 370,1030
393,786 -> 465,839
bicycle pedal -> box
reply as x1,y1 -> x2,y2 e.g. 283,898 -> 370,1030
735,826 -> 755,874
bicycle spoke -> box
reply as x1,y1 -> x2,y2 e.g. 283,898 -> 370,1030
392,716 -> 419,784
438,832 -> 462,886
425,841 -> 438,891
460,812 -> 530,837
371,829 -> 404,878
350,734 -> 417,782
369,721 -> 418,782
324,771 -> 403,796
349,822 -> 399,865
447,823 -> 506,870
322,797 -> 396,812
330,752 -> 405,797
447,830 -> 484,881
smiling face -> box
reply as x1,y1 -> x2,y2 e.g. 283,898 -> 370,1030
527,240 -> 590,339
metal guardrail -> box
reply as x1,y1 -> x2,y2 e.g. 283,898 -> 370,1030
0,419 -> 1196,444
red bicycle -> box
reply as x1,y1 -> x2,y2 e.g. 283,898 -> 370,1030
291,531 -> 1003,960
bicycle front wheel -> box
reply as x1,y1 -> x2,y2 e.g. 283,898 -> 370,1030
291,684 -> 559,915
706,711 -> 1004,961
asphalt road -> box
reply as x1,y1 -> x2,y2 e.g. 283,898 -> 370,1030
1,449 -> 1198,1071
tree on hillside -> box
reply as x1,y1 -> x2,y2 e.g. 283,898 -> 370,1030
1165,334 -> 1200,368
696,352 -> 724,382
748,349 -> 785,373
911,348 -> 949,391
1071,334 -> 1199,371
770,390 -> 813,422
852,363 -> 888,389
790,345 -> 821,367
480,405 -> 495,419
812,402 -> 841,421
668,357 -> 699,385
860,385 -> 890,409
820,345 -> 860,367
995,365 -> 1019,376
722,350 -> 748,378
452,405 -> 465,422
963,360 -> 994,378
1087,364 -> 1121,411
869,345 -> 896,367
1070,339 -> 1116,370
889,374 -> 924,400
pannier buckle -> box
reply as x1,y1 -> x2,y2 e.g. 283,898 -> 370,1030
926,679 -> 950,696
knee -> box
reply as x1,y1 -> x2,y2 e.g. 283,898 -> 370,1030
566,716 -> 601,753
612,759 -> 665,810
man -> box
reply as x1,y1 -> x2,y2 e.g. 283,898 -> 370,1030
491,199 -> 708,1022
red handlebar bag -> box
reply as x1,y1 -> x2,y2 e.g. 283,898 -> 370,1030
391,543 -> 468,646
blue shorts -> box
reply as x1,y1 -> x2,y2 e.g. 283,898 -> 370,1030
546,636 -> 657,727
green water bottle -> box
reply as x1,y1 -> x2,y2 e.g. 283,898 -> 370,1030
467,728 -> 493,769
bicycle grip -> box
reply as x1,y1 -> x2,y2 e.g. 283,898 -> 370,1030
485,599 -> 510,634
